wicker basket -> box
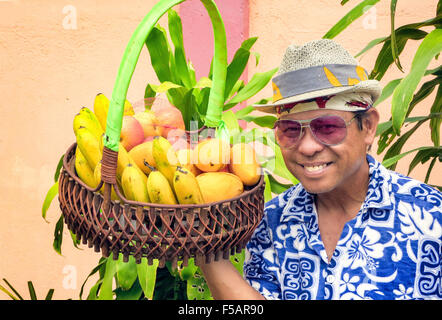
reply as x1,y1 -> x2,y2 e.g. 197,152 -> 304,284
57,0 -> 265,267
59,142 -> 265,267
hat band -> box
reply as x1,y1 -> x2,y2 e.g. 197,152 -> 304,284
272,64 -> 369,103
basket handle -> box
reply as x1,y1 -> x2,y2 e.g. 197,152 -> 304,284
103,0 -> 227,153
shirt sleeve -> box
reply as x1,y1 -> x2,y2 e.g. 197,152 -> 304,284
243,212 -> 282,300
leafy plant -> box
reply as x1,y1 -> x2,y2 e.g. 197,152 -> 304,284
0,279 -> 55,300
325,0 -> 442,190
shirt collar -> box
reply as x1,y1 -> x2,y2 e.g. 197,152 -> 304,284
280,154 -> 393,225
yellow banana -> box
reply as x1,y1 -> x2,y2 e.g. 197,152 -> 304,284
173,166 -> 204,205
147,169 -> 177,205
94,161 -> 120,201
121,163 -> 150,203
93,93 -> 134,130
76,126 -> 102,170
152,136 -> 180,186
93,93 -> 110,131
75,146 -> 98,189
73,108 -> 104,140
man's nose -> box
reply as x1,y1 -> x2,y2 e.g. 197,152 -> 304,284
296,127 -> 325,156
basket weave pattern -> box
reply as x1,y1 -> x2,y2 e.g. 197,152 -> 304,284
59,143 -> 265,267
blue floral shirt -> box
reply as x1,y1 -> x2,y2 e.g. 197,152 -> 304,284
244,155 -> 441,300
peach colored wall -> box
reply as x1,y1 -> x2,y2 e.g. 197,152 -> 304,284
0,0 -> 440,300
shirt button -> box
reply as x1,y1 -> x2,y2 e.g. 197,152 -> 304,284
326,274 -> 335,284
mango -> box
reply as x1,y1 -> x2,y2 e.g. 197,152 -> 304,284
195,138 -> 230,172
229,143 -> 261,186
196,172 -> 244,203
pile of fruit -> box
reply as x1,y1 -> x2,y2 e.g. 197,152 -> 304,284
73,94 -> 262,205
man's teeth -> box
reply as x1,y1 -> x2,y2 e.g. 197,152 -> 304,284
305,164 -> 327,172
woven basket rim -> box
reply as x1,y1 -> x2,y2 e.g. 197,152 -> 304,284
64,142 -> 265,209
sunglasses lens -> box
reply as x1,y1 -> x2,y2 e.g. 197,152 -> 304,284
274,120 -> 302,147
310,115 -> 347,145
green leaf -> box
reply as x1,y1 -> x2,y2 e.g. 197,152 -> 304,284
224,37 -> 258,100
54,154 -> 64,182
0,279 -> 23,300
179,259 -> 198,281
408,147 -> 441,175
263,173 -> 273,203
242,114 -> 277,129
80,258 -> 107,300
373,78 -> 402,107
224,67 -> 278,110
390,0 -> 403,72
27,281 -> 37,300
98,257 -> 117,300
115,278 -> 143,300
186,268 -> 212,300
391,29 -> 442,134
137,258 -> 159,300
145,26 -> 173,83
221,110 -> 241,139
370,28 -> 428,80
430,85 -> 442,146
42,181 -> 59,222
116,254 -> 138,291
267,173 -> 293,194
382,146 -> 439,168
323,0 -> 380,39
230,250 -> 246,276
168,9 -> 193,88
52,214 -> 64,256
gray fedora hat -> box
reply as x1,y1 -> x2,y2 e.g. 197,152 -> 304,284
254,39 -> 382,114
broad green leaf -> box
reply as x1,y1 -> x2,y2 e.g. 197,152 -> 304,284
241,114 -> 277,129
391,29 -> 442,134
221,110 -> 240,138
145,26 -> 173,83
194,77 -> 212,89
201,0 -> 228,128
224,37 -> 258,100
137,258 -> 159,300
179,259 -> 198,281
376,115 -> 430,137
98,257 -> 117,300
382,146 -> 439,168
263,173 -> 273,202
323,0 -> 380,39
234,105 -> 254,119
42,181 -> 59,222
355,36 -> 388,58
116,254 -> 138,291
186,268 -> 212,300
373,78 -> 402,107
144,83 -> 156,109
115,278 -> 143,300
224,68 -> 278,110
168,9 -> 193,88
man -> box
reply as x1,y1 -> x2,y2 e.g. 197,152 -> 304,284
198,39 -> 441,300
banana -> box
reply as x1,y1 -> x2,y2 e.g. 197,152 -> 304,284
147,169 -> 177,205
94,161 -> 120,201
93,93 -> 134,130
121,163 -> 150,203
93,93 -> 110,131
152,136 -> 180,186
173,166 -> 204,205
76,126 -> 102,170
73,108 -> 104,140
75,146 -> 98,189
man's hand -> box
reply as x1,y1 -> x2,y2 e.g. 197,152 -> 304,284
196,256 -> 265,300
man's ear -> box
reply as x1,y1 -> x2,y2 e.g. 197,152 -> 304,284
363,108 -> 380,146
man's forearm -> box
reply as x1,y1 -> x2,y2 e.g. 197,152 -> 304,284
197,258 -> 265,300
